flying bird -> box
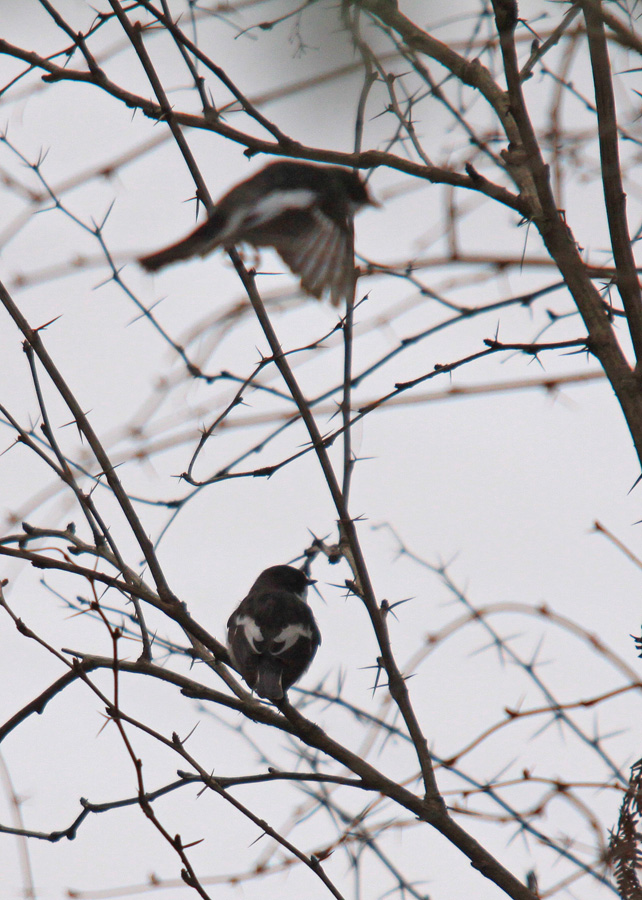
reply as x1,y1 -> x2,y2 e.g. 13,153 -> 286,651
227,565 -> 321,701
138,160 -> 375,305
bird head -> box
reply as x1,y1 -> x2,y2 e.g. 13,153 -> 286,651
337,169 -> 379,210
249,565 -> 315,601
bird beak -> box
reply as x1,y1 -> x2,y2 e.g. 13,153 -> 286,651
366,188 -> 381,208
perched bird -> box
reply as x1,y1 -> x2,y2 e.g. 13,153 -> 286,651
138,160 -> 375,305
227,565 -> 321,701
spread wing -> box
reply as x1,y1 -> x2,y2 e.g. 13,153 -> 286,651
140,186 -> 358,304
271,208 -> 357,306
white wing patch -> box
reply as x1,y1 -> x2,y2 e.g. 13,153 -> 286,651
249,189 -> 317,226
235,614 -> 264,652
272,623 -> 313,655
216,189 -> 316,243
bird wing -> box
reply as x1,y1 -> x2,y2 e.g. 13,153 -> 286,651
227,189 -> 317,235
264,601 -> 321,693
227,612 -> 262,690
272,208 -> 356,305
268,621 -> 316,655
227,609 -> 314,701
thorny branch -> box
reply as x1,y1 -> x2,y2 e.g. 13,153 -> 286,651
1,2 -> 642,899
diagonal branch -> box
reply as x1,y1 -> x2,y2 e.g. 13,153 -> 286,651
0,280 -> 177,606
0,39 -> 530,213
106,0 -> 214,213
488,0 -> 642,472
582,0 -> 642,366
225,249 -> 441,803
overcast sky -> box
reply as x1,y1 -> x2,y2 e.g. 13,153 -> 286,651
1,2 -> 641,899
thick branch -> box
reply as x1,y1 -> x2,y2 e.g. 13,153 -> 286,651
0,39 -> 529,214
582,0 -> 642,365
488,0 -> 642,473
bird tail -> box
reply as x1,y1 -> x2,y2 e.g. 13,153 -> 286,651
138,213 -> 225,272
139,238 -> 197,272
255,661 -> 284,701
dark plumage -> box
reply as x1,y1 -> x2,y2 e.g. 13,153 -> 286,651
139,160 -> 375,305
227,565 -> 321,701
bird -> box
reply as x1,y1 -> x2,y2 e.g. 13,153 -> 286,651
227,564 -> 321,701
138,160 -> 376,305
